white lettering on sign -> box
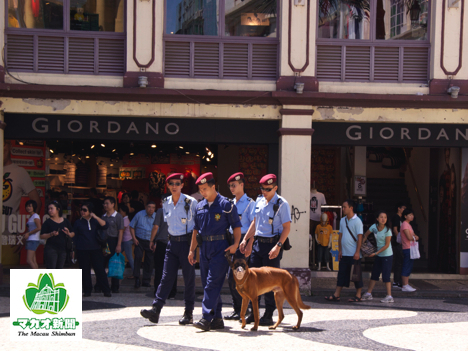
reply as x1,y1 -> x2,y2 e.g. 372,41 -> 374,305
146,123 -> 159,135
346,125 -> 362,140
418,128 -> 431,140
108,121 -> 120,133
456,129 -> 468,141
90,121 -> 101,133
11,148 -> 44,157
437,128 -> 449,140
32,118 -> 49,133
380,127 -> 394,140
68,120 -> 83,132
401,128 -> 410,140
126,122 -> 139,134
165,123 -> 179,135
57,120 -> 61,132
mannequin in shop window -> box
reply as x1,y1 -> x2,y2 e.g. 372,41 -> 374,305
315,213 -> 333,271
310,180 -> 327,266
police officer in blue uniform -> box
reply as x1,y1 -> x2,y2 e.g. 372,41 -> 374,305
188,172 -> 242,331
140,173 -> 198,325
240,174 -> 291,326
224,172 -> 255,321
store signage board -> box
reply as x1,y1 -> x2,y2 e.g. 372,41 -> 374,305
4,114 -> 280,144
354,175 -> 366,196
312,122 -> 468,147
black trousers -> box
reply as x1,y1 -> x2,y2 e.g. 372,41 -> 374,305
154,241 -> 177,296
106,236 -> 120,291
392,242 -> 403,285
76,249 -> 111,294
133,238 -> 154,284
44,245 -> 67,269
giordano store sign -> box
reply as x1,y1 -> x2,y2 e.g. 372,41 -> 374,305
312,122 -> 468,147
4,114 -> 280,144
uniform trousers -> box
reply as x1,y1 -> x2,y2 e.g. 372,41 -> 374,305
227,235 -> 246,313
249,239 -> 282,313
133,238 -> 154,284
199,240 -> 230,321
153,240 -> 195,311
153,241 -> 177,296
76,249 -> 111,294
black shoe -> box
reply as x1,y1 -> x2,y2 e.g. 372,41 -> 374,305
240,313 -> 255,324
224,311 -> 240,320
211,318 -> 224,330
259,311 -> 275,326
134,278 -> 141,289
94,286 -> 102,293
193,318 -> 211,331
179,310 -> 193,325
103,292 -> 112,297
142,282 -> 151,288
168,294 -> 176,299
83,292 -> 91,297
111,289 -> 120,293
140,305 -> 162,324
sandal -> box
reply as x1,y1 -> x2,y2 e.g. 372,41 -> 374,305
325,295 -> 340,302
348,296 -> 362,302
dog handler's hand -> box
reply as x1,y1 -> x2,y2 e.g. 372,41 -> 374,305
188,250 -> 196,265
239,240 -> 246,254
268,245 -> 281,260
244,242 -> 253,258
225,244 -> 237,255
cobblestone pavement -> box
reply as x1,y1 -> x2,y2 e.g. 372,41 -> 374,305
1,291 -> 468,351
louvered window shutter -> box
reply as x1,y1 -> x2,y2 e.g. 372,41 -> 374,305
38,36 -> 65,72
6,35 -> 34,71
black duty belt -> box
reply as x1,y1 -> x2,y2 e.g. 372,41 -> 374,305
201,234 -> 226,242
168,234 -> 191,242
255,235 -> 279,244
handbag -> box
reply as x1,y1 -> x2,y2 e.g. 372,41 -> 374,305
361,230 -> 378,257
350,260 -> 362,282
96,228 -> 108,247
108,253 -> 126,280
410,237 -> 420,259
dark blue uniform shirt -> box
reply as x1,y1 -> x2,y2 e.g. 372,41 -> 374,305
194,193 -> 241,236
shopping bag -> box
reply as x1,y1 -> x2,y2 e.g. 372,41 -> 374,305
350,261 -> 362,282
410,238 -> 420,260
108,253 -> 126,280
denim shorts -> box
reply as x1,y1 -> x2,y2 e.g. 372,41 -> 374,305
370,255 -> 393,283
402,249 -> 414,277
25,240 -> 40,251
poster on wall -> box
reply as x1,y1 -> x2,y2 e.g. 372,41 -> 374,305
460,149 -> 468,274
354,175 -> 367,196
2,140 -> 46,265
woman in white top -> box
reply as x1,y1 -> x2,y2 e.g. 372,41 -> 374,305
24,200 -> 42,269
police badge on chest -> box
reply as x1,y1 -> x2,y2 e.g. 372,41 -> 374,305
239,215 -> 242,220
181,218 -> 187,224
268,217 -> 273,225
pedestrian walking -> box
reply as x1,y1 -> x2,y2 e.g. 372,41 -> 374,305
140,173 -> 198,325
74,202 -> 112,297
131,202 -> 157,288
224,172 -> 255,321
118,204 -> 135,278
391,202 -> 406,289
23,200 -> 41,269
361,211 -> 394,303
401,209 -> 419,292
239,174 -> 291,326
325,199 -> 363,302
188,173 -> 241,331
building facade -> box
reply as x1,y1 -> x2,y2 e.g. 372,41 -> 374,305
1,0 -> 468,287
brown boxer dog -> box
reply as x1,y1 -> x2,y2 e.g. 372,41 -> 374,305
225,252 -> 310,331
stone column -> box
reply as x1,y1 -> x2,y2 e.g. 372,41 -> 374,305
278,109 -> 314,293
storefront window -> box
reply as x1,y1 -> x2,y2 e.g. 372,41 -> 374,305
376,0 -> 428,40
224,0 -> 277,37
70,0 -> 124,32
166,0 -> 219,35
318,0 -> 371,39
8,0 -> 64,29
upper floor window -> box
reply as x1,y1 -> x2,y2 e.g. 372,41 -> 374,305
318,0 -> 428,41
7,0 -> 124,32
163,0 -> 279,80
5,0 -> 126,76
165,0 -> 277,38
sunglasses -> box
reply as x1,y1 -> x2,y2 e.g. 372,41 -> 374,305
81,208 -> 89,213
229,184 -> 238,188
168,182 -> 182,186
260,187 -> 275,192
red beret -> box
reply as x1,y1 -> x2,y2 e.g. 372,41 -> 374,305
166,173 -> 184,182
259,174 -> 277,185
196,172 -> 214,185
227,172 -> 244,184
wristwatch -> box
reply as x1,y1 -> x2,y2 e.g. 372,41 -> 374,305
276,241 -> 283,248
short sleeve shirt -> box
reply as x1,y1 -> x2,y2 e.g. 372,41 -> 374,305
339,215 -> 363,257
102,211 -> 124,238
400,221 -> 414,250
369,224 -> 393,257
230,193 -> 255,235
163,193 -> 198,236
253,193 -> 291,237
